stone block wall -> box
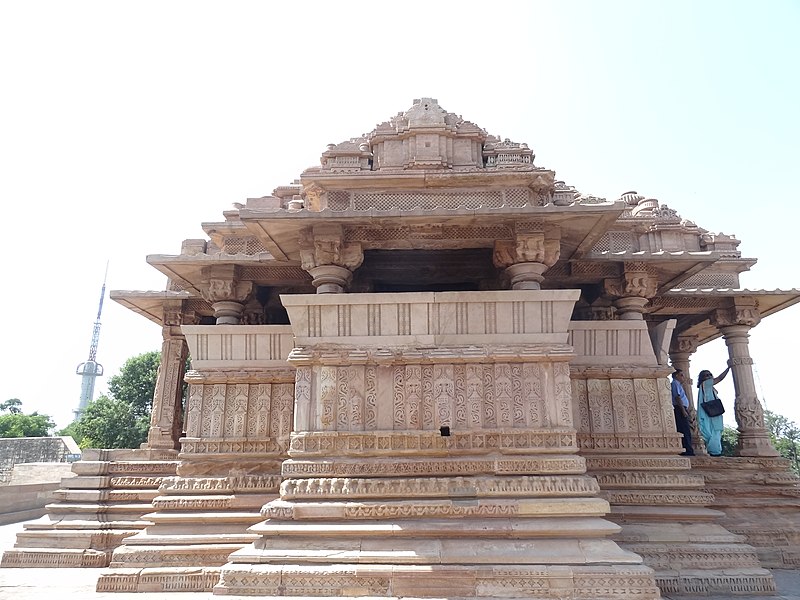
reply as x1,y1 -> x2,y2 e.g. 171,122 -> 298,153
0,437 -> 80,483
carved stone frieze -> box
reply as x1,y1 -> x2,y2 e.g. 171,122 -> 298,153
289,429 -> 577,457
280,474 -> 600,500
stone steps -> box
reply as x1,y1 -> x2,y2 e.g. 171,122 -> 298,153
0,448 -> 178,569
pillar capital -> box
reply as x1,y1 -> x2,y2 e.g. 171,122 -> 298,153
198,265 -> 254,324
669,334 -> 700,356
493,225 -> 560,290
710,298 -> 761,329
604,262 -> 658,320
299,225 -> 363,293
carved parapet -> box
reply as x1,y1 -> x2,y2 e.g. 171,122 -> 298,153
181,325 -> 294,370
569,321 -> 660,367
281,290 -> 579,347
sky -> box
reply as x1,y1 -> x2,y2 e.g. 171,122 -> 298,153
0,0 -> 798,431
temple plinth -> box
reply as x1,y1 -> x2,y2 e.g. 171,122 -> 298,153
215,291 -> 660,598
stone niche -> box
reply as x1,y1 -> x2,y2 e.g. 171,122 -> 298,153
215,291 -> 660,599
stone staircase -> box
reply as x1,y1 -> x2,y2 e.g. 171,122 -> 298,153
587,454 -> 776,596
691,455 -> 800,569
96,471 -> 279,592
0,448 -> 178,568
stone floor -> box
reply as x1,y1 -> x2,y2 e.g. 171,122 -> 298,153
1,520 -> 799,599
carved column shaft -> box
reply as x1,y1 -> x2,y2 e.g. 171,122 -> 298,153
669,341 -> 707,455
146,327 -> 189,450
720,324 -> 778,457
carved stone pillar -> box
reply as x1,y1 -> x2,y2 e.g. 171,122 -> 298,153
493,224 -> 560,290
668,334 -> 707,455
711,301 -> 779,457
604,262 -> 658,320
146,305 -> 192,450
299,224 -> 364,293
198,265 -> 254,324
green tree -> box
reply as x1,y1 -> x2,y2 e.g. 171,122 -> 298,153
721,426 -> 739,457
64,395 -> 149,449
0,399 -> 55,437
0,398 -> 23,414
107,351 -> 160,417
764,410 -> 800,475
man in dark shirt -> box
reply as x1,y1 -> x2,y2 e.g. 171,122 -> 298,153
671,369 -> 695,456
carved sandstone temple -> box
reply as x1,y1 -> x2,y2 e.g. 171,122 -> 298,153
7,98 -> 800,597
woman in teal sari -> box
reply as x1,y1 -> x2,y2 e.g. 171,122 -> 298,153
697,367 -> 730,456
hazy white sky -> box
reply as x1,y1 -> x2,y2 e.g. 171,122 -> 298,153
1,1 -> 798,430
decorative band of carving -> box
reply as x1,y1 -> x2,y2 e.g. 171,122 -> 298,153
215,565 -> 658,597
107,462 -> 176,474
585,456 -> 690,470
604,490 -> 715,505
261,498 -> 604,520
570,366 -> 672,379
627,545 -> 763,570
728,357 -> 754,366
184,368 -> 296,383
289,345 -> 575,365
280,474 -> 600,500
289,429 -> 577,457
180,439 -> 285,455
578,434 -> 684,452
152,496 -> 239,510
281,456 -> 586,478
593,471 -> 704,488
160,474 -> 281,493
108,476 -> 163,488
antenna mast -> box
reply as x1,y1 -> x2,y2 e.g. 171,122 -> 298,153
75,264 -> 108,418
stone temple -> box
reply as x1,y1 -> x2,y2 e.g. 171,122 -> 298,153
4,98 -> 800,597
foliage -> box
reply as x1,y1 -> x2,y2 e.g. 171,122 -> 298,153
721,426 -> 739,457
714,413 -> 800,472
0,398 -> 23,414
0,399 -> 55,437
107,351 -> 160,417
764,410 -> 800,475
63,394 -> 149,449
